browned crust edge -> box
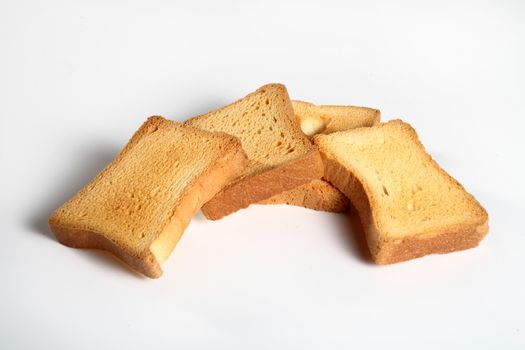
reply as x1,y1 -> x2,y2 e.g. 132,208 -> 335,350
371,109 -> 381,126
49,116 -> 247,278
317,126 -> 489,264
48,225 -> 162,278
259,180 -> 350,213
201,148 -> 324,220
254,100 -> 380,213
375,221 -> 489,264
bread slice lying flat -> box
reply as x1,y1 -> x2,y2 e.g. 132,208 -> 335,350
314,120 -> 488,263
184,84 -> 324,220
260,100 -> 380,212
48,116 -> 247,278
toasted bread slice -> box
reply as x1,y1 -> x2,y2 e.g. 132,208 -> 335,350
292,100 -> 380,137
49,116 -> 247,278
260,100 -> 380,212
184,84 -> 323,220
314,120 -> 488,263
259,179 -> 349,212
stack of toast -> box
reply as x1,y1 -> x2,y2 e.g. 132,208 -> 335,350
49,84 -> 488,278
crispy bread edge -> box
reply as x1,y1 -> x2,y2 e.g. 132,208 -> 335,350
201,148 -> 324,220
255,100 -> 379,213
49,117 -> 247,278
259,179 -> 350,213
315,120 -> 489,263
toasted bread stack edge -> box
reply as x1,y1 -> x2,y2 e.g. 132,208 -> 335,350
49,116 -> 247,278
184,84 -> 324,220
314,120 -> 488,263
48,84 -> 489,278
259,100 -> 380,212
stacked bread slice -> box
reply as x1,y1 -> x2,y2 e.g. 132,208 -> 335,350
183,85 -> 324,220
48,83 -> 489,278
260,100 -> 380,212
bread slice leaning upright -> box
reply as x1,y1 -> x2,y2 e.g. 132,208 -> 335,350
49,116 -> 247,278
184,84 -> 324,220
314,120 -> 489,263
260,100 -> 380,213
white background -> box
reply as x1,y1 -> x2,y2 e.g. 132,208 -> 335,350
1,0 -> 524,349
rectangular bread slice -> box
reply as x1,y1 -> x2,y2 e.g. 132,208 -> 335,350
260,100 -> 380,212
48,116 -> 247,278
184,84 -> 324,220
314,120 -> 489,263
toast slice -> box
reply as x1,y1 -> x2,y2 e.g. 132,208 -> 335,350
314,120 -> 488,263
260,100 -> 380,212
184,84 -> 324,220
49,116 -> 247,278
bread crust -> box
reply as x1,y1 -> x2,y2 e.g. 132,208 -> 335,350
49,116 -> 247,278
375,222 -> 489,264
201,148 -> 324,220
260,179 -> 349,213
48,224 -> 163,277
256,100 -> 380,213
184,84 -> 325,220
321,155 -> 488,263
315,120 -> 489,263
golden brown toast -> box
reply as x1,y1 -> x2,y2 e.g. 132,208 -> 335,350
184,84 -> 324,220
49,116 -> 247,278
314,120 -> 489,263
261,100 -> 380,212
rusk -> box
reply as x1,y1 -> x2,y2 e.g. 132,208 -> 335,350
184,84 -> 324,220
314,120 -> 488,263
49,116 -> 247,278
262,100 -> 380,212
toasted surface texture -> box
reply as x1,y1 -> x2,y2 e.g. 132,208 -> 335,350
314,120 -> 489,263
292,100 -> 380,137
49,116 -> 247,278
260,179 -> 349,212
261,100 -> 380,212
184,84 -> 323,219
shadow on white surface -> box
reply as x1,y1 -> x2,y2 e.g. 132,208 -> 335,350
248,203 -> 374,265
74,249 -> 146,278
27,145 -> 119,239
168,95 -> 229,122
328,207 -> 373,264
22,144 -> 149,276
343,209 -> 373,264
191,209 -> 208,223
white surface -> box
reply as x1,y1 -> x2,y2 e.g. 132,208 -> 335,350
1,0 -> 524,349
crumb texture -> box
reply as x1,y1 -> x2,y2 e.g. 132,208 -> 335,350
184,84 -> 324,219
185,84 -> 314,182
